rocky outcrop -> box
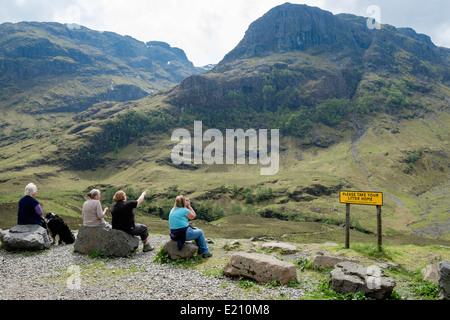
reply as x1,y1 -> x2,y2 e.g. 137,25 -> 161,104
74,226 -> 139,257
421,264 -> 439,282
220,3 -> 357,63
330,261 -> 396,299
223,252 -> 297,285
0,225 -> 51,251
288,184 -> 343,202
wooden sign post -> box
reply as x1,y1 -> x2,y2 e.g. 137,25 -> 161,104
340,191 -> 383,252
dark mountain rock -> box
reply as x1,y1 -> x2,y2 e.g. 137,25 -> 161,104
0,21 -> 201,113
220,3 -> 359,64
166,3 -> 449,136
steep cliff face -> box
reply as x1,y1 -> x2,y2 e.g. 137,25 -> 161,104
220,3 -> 359,64
167,3 -> 449,132
0,21 -> 201,113
219,3 -> 447,69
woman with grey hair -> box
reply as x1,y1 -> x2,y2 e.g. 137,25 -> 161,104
81,189 -> 111,229
17,183 -> 46,227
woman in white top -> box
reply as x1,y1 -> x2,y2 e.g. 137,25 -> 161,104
82,189 -> 111,229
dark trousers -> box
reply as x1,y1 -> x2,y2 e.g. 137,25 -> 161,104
129,223 -> 149,241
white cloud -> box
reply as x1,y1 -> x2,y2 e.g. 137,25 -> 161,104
434,23 -> 450,48
14,0 -> 27,7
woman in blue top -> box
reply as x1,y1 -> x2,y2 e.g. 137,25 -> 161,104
169,195 -> 212,258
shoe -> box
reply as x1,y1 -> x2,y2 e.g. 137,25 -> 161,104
202,252 -> 212,258
143,243 -> 154,252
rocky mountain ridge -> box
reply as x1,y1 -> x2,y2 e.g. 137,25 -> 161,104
169,3 -> 449,124
0,21 -> 202,113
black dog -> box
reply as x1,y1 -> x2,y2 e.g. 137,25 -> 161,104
45,213 -> 75,245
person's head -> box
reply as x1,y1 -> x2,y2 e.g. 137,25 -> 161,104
174,195 -> 187,208
24,183 -> 38,198
87,189 -> 101,200
113,190 -> 127,202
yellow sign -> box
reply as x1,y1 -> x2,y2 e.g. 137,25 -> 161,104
340,191 -> 383,206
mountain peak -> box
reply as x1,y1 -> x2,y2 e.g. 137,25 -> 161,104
0,21 -> 201,113
220,3 -> 353,64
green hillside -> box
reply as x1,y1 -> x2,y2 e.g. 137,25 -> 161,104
0,21 -> 201,113
0,4 -> 449,246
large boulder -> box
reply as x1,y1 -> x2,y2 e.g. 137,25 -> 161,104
261,242 -> 299,254
438,260 -> 450,300
0,225 -> 51,251
311,255 -> 356,268
162,240 -> 198,260
330,261 -> 396,300
74,226 -> 139,257
421,264 -> 439,282
223,252 -> 297,285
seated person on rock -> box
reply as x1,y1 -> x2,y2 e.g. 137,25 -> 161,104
169,195 -> 212,258
111,189 -> 154,252
17,183 -> 46,228
82,188 -> 111,229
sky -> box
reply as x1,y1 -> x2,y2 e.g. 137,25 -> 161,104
1,0 -> 449,66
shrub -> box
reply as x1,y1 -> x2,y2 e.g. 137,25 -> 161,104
254,187 -> 273,202
409,282 -> 438,300
232,184 -> 240,198
191,200 -> 225,222
230,203 -> 243,215
148,198 -> 174,220
167,185 -> 179,198
244,188 -> 254,204
313,98 -> 351,127
406,151 -> 421,164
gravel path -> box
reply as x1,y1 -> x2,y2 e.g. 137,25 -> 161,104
0,235 -> 306,300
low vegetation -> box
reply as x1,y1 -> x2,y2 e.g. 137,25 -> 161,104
150,236 -> 448,300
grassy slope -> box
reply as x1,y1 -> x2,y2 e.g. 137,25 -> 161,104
0,37 -> 448,243
0,91 -> 449,245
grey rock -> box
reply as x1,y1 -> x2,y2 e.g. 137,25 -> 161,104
312,255 -> 355,268
262,242 -> 299,254
421,264 -> 439,283
162,240 -> 198,260
249,236 -> 267,241
438,260 -> 450,300
223,252 -> 297,285
74,226 -> 139,257
0,225 -> 51,251
330,261 -> 396,299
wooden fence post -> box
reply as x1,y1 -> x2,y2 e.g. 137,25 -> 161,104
377,205 -> 382,252
345,203 -> 350,249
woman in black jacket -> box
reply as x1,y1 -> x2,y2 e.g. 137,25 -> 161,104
111,189 -> 154,252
